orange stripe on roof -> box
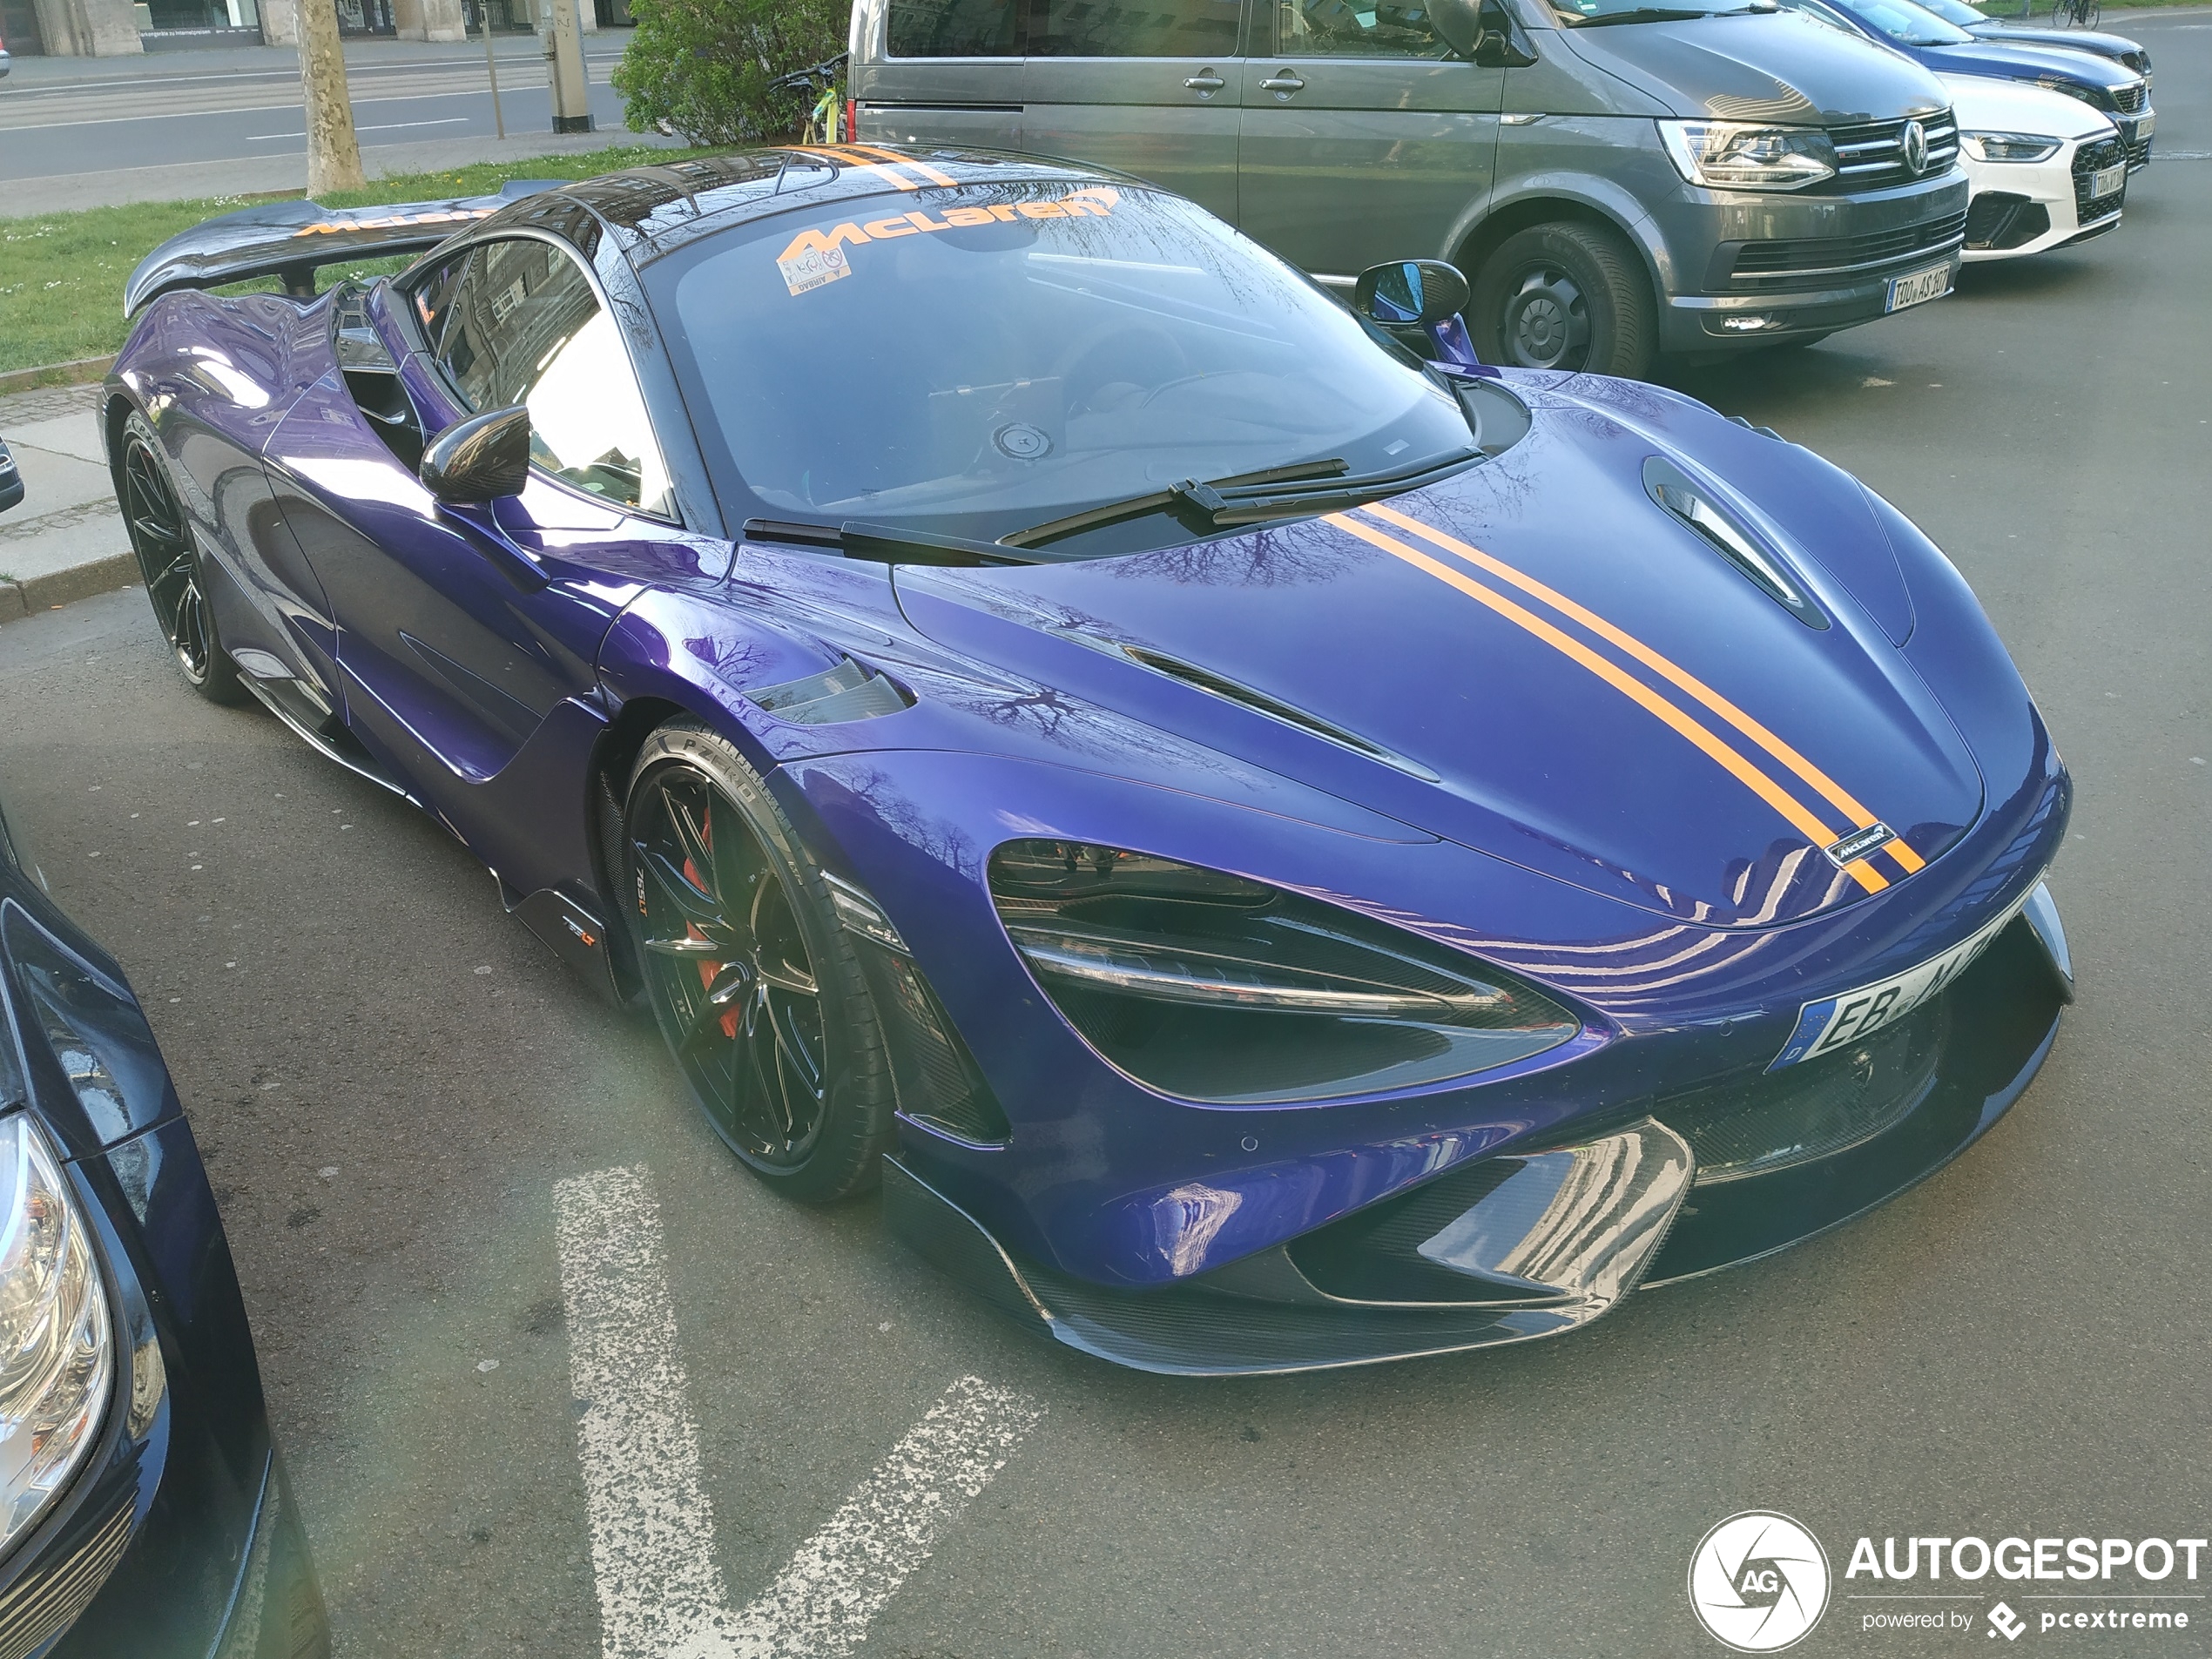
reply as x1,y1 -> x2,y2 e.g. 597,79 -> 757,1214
843,142 -> 959,188
1326,512 -> 1889,896
791,145 -> 921,191
1359,501 -> 1907,860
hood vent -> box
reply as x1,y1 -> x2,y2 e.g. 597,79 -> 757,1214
1643,455 -> 1828,630
1063,632 -> 1440,782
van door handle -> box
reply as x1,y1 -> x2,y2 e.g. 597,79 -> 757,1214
1260,71 -> 1305,94
1184,71 -> 1226,91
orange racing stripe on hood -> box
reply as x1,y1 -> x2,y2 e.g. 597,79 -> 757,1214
1358,500 -> 1925,881
1325,512 -> 1890,896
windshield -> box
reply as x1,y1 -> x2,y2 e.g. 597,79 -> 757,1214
644,184 -> 1474,556
1828,0 -> 1976,44
1909,0 -> 1990,25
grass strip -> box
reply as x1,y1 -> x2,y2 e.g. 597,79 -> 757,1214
0,144 -> 722,378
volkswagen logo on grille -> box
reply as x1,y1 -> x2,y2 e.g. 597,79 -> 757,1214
1901,118 -> 1929,175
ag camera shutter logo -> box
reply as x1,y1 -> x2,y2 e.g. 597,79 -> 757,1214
1689,1512 -> 1832,1651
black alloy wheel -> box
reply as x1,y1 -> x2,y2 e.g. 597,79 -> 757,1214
118,411 -> 244,705
623,722 -> 894,1201
1470,221 -> 1657,381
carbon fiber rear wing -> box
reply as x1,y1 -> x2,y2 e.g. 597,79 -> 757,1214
123,179 -> 563,316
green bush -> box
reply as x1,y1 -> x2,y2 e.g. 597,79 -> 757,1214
613,0 -> 844,145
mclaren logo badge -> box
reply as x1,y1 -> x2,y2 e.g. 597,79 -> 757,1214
1825,822 -> 1896,869
1901,119 -> 1929,175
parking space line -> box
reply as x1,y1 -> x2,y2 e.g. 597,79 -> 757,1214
556,1164 -> 736,1659
556,1165 -> 1044,1658
729,1376 -> 1043,1657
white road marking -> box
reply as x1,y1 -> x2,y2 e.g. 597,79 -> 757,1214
246,118 -> 469,141
556,1165 -> 734,1659
554,1165 -> 1043,1659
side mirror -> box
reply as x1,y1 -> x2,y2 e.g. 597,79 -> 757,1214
1353,260 -> 1471,327
1471,0 -> 1540,64
0,439 -> 21,516
1427,0 -> 1484,55
421,404 -> 531,505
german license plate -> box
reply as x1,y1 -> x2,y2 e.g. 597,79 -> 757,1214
1767,897 -> 2028,1071
1885,261 -> 1951,314
2137,111 -> 2155,139
2089,162 -> 2126,199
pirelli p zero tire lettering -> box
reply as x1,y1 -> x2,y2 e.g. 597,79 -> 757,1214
1470,221 -> 1657,381
118,409 -> 246,705
620,721 -> 895,1203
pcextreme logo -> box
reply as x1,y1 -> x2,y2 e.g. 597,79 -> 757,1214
1689,1512 -> 1833,1652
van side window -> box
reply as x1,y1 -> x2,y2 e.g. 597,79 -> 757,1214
1031,0 -> 1240,57
888,0 -> 1019,55
1277,0 -> 1449,56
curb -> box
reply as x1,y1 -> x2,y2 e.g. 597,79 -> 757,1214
0,556 -> 138,624
0,358 -> 117,397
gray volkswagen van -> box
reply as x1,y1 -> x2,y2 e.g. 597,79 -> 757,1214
848,0 -> 1969,376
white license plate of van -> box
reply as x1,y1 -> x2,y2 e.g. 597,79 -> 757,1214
1885,261 -> 1951,314
2089,162 -> 2126,199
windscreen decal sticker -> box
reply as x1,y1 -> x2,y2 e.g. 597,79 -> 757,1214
289,207 -> 496,238
774,187 -> 1121,296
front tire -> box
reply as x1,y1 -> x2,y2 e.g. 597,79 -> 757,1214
1469,221 -> 1656,380
620,721 -> 894,1202
118,410 -> 245,705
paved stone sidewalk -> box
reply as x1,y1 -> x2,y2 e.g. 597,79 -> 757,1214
0,383 -> 134,623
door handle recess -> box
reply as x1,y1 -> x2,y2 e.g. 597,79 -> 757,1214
1260,71 -> 1305,93
1184,71 -> 1225,90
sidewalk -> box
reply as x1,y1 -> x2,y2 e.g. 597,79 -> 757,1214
0,383 -> 134,622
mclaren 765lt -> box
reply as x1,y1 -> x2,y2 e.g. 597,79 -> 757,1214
104,147 -> 2073,1374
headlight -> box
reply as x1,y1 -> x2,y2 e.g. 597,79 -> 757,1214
988,841 -> 1579,1104
1960,131 -> 2062,163
0,1112 -> 113,1559
1656,120 -> 1838,191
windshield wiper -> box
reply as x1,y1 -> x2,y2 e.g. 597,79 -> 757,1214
1562,6 -> 1724,24
1003,451 -> 1480,551
743,518 -> 1038,567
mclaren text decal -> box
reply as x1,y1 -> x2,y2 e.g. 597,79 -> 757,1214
1327,503 -> 1924,894
775,185 -> 1121,298
289,206 -> 497,238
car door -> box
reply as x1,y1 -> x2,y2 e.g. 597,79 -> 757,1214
267,233 -> 705,805
1020,0 -> 1247,222
1236,0 -> 1504,276
857,0 -> 1024,149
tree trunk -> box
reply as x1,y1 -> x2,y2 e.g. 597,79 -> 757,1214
300,0 -> 367,196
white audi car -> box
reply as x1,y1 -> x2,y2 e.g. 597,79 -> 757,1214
1947,74 -> 2128,260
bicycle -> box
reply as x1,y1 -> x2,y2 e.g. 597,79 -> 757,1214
771,52 -> 850,146
2048,0 -> 2101,29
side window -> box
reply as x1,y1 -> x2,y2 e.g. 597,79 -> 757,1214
1277,0 -> 1448,56
888,0 -> 1019,55
1030,0 -> 1240,57
425,238 -> 675,520
409,248 -> 475,357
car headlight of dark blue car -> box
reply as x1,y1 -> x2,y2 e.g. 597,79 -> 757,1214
0,1109 -> 114,1558
988,840 -> 1579,1105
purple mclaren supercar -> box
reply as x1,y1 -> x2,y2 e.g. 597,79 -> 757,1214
104,145 -> 2072,1373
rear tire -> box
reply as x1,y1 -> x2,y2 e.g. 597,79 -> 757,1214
117,410 -> 246,705
620,721 -> 895,1203
1468,221 -> 1656,381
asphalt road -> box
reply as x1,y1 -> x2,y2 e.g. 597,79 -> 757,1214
2,19 -> 2209,1655
0,41 -> 633,179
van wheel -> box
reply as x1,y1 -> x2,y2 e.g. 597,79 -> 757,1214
1470,222 -> 1656,380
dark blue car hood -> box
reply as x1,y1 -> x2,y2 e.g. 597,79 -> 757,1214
1905,34 -> 2137,90
898,381 -> 1986,930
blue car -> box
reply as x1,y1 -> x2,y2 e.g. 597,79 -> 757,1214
1786,0 -> 2154,168
1911,0 -> 2151,84
109,151 -> 2073,1374
0,796 -> 328,1652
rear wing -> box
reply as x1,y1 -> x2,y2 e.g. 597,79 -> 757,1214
123,179 -> 564,316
